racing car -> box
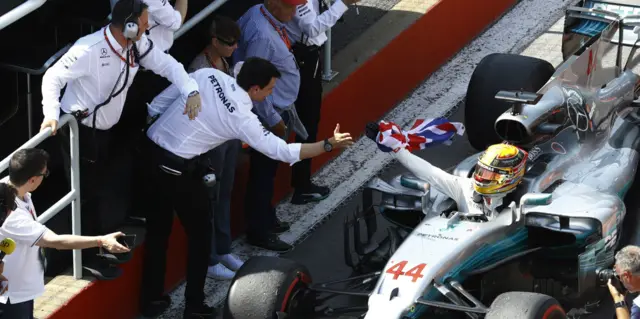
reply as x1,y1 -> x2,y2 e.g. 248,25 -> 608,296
222,1 -> 640,318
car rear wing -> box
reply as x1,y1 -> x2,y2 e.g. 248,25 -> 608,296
565,0 -> 640,46
561,0 -> 640,73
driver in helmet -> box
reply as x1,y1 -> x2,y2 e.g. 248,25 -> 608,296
372,120 -> 528,216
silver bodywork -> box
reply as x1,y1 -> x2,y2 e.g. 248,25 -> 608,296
360,3 -> 640,319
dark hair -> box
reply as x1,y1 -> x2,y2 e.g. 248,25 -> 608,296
9,148 -> 50,187
0,183 -> 17,218
209,15 -> 241,43
236,57 -> 281,91
111,0 -> 149,28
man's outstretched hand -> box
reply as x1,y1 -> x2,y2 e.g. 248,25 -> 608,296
328,124 -> 354,149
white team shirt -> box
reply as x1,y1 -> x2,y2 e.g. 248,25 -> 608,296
0,179 -> 49,305
41,25 -> 198,130
145,0 -> 183,52
286,0 -> 349,46
147,68 -> 302,164
393,149 -> 477,213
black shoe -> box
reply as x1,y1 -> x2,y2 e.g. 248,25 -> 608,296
141,295 -> 171,317
183,303 -> 216,318
246,234 -> 293,253
124,216 -> 146,227
271,218 -> 290,234
82,259 -> 123,281
291,183 -> 331,205
97,250 -> 132,265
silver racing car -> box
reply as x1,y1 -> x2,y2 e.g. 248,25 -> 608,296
222,1 -> 640,318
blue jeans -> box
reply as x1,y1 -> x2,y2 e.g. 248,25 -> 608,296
205,139 -> 241,265
632,303 -> 640,319
0,299 -> 34,319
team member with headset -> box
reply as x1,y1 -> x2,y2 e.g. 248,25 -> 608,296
0,148 -> 129,319
140,57 -> 353,318
109,0 -> 188,53
39,0 -> 200,280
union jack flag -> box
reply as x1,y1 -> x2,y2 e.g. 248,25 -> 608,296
376,118 -> 465,153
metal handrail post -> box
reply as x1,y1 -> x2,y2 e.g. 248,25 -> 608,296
69,115 -> 82,279
0,0 -> 48,31
174,0 -> 231,40
322,0 -> 339,82
0,114 -> 83,279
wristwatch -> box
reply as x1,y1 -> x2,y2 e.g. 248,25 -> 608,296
615,300 -> 627,309
188,90 -> 199,98
323,138 -> 333,152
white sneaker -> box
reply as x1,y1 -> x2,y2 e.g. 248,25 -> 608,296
218,254 -> 244,271
207,264 -> 235,280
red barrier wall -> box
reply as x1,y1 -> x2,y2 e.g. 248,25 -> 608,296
46,0 -> 517,317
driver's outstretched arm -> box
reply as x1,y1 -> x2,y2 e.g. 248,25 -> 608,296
393,148 -> 465,202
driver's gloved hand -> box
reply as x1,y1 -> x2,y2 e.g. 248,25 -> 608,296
365,122 -> 379,142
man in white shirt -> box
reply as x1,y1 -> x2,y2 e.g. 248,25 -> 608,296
285,0 -> 360,205
0,148 -> 129,319
39,0 -> 200,279
140,57 -> 353,318
110,0 -> 188,53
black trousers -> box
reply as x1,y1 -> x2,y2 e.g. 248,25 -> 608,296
139,137 -> 212,308
244,112 -> 290,239
291,44 -> 324,189
0,299 -> 33,319
59,122 -> 113,261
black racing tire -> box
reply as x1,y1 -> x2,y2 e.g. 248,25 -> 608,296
223,256 -> 314,319
464,53 -> 555,151
485,291 -> 567,319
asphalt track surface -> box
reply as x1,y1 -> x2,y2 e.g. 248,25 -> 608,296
160,0 -> 640,318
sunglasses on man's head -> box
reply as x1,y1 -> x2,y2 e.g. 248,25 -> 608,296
37,170 -> 50,178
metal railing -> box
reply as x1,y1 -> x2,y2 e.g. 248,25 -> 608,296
322,0 -> 338,82
2,0 -> 338,80
174,0 -> 231,40
0,44 -> 73,139
0,0 -> 48,31
0,114 -> 83,279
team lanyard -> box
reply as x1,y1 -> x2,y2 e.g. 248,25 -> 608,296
259,6 -> 292,51
205,51 -> 230,74
104,27 -> 135,67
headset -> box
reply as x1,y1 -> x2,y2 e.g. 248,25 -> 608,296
123,0 -> 144,40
